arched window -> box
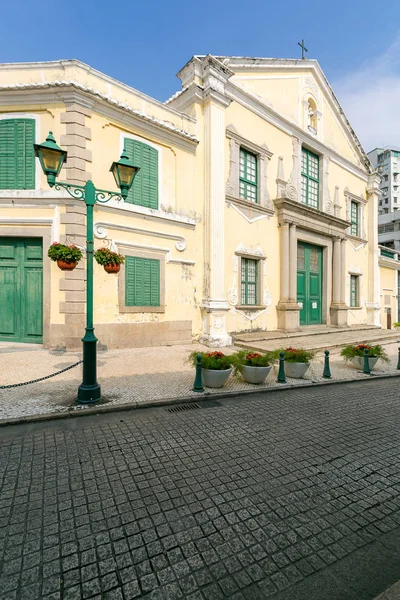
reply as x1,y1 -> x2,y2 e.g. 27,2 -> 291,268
306,98 -> 318,134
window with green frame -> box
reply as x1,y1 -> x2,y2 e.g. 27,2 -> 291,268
239,148 -> 258,203
124,138 -> 158,209
301,148 -> 319,209
0,118 -> 36,189
241,258 -> 258,305
350,275 -> 359,307
125,256 -> 160,307
350,201 -> 359,236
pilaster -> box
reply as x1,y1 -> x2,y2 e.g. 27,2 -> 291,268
366,173 -> 381,326
330,236 -> 348,327
199,57 -> 233,346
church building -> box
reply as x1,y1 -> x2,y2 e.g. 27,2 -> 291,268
0,55 -> 381,349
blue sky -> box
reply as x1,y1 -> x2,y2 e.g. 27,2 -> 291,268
1,0 -> 400,149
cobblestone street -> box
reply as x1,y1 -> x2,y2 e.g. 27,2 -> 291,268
2,379 -> 400,599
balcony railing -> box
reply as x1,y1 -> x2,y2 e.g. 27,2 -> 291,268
379,245 -> 400,261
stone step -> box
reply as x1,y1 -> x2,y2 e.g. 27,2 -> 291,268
232,324 -> 379,343
234,328 -> 400,354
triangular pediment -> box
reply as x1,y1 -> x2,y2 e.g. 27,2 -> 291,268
215,57 -> 370,173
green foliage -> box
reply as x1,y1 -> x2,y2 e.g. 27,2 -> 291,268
48,242 -> 83,264
230,350 -> 276,375
393,322 -> 400,329
280,347 -> 315,363
94,248 -> 125,266
189,351 -> 233,371
340,343 -> 389,363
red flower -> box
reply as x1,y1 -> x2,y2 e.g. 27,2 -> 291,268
52,242 -> 59,245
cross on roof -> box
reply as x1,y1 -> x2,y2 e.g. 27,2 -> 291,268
298,39 -> 308,60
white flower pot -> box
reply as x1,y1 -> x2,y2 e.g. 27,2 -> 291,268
351,356 -> 379,370
240,365 -> 272,384
202,368 -> 232,388
285,362 -> 310,379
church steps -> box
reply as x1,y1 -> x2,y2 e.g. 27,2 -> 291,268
232,327 -> 400,354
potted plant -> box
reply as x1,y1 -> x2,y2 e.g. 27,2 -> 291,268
48,242 -> 83,271
340,343 -> 389,370
189,351 -> 233,388
231,350 -> 275,384
94,248 -> 125,273
282,347 -> 315,378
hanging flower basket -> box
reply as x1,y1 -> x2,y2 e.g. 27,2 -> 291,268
57,259 -> 77,271
48,242 -> 83,270
104,263 -> 121,274
94,248 -> 125,274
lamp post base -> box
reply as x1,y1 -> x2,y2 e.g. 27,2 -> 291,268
77,382 -> 101,404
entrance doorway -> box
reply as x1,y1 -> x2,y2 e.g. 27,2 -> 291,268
297,242 -> 322,326
0,237 -> 43,343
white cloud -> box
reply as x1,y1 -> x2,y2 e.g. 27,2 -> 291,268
333,36 -> 400,153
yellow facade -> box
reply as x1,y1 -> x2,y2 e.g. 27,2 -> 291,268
0,56 -> 386,349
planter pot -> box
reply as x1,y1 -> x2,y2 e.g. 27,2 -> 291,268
351,356 -> 379,370
285,362 -> 310,379
202,368 -> 232,388
104,263 -> 121,274
57,259 -> 77,271
240,365 -> 272,384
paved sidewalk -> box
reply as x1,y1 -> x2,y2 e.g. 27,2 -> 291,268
1,341 -> 400,423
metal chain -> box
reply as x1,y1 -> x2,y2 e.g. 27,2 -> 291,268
0,360 -> 83,389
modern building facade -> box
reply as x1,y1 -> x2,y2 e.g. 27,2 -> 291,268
0,56 -> 382,349
368,146 -> 400,215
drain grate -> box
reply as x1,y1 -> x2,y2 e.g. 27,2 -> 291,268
166,403 -> 201,413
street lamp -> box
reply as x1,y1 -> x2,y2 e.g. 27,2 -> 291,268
34,132 -> 139,404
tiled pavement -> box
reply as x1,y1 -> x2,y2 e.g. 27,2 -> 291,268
1,341 -> 400,423
2,380 -> 400,599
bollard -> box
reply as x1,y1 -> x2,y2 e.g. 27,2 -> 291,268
193,354 -> 204,392
276,351 -> 287,383
323,350 -> 332,379
397,347 -> 400,370
363,348 -> 371,375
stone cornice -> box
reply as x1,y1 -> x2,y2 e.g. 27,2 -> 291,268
0,58 -> 195,123
226,81 -> 370,181
274,197 -> 351,233
344,191 -> 367,205
0,83 -> 199,151
226,195 -> 274,217
94,221 -> 188,251
226,125 -> 272,158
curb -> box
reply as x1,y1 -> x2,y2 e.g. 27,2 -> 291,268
2,371 -> 400,428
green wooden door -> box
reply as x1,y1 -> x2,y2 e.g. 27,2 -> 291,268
297,242 -> 322,326
0,238 -> 43,343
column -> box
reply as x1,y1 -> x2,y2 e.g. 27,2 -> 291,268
289,223 -> 297,302
332,237 -> 341,304
340,238 -> 347,304
280,222 -> 290,302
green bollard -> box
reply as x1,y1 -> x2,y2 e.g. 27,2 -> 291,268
363,348 -> 371,375
397,347 -> 400,370
276,351 -> 287,383
323,350 -> 332,379
193,354 -> 204,392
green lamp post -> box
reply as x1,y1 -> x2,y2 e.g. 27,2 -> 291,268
34,132 -> 139,404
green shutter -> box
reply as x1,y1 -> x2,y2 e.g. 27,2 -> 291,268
125,256 -> 160,307
241,258 -> 258,305
0,119 -> 35,189
350,275 -> 358,307
301,148 -> 319,209
350,201 -> 359,236
124,138 -> 158,209
239,148 -> 258,203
